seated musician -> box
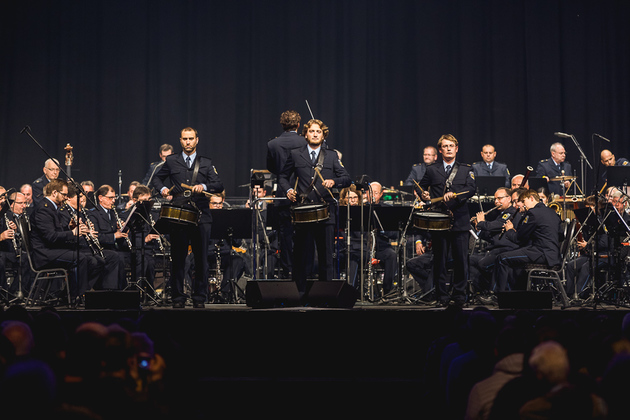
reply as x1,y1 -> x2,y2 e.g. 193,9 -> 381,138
88,184 -> 131,288
58,184 -> 120,291
403,146 -> 438,186
120,184 -> 165,296
0,191 -> 33,298
492,189 -> 561,292
469,187 -> 518,294
29,179 -> 102,304
598,149 -> 630,191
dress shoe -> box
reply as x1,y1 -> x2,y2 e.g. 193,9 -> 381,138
193,301 -> 205,309
172,301 -> 185,309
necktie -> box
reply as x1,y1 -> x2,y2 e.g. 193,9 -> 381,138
311,151 -> 317,165
186,156 -> 192,168
445,165 -> 452,175
487,163 -> 492,171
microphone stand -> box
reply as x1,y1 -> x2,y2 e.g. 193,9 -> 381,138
567,133 -> 592,195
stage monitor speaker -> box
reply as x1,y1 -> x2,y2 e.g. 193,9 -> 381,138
305,280 -> 358,308
245,280 -> 301,308
85,290 -> 141,310
497,291 -> 552,309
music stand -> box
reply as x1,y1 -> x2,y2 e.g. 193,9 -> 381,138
607,166 -> 630,190
123,200 -> 160,304
527,177 -> 548,191
474,176 -> 506,196
210,208 -> 253,303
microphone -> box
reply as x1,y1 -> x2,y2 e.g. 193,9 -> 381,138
554,132 -> 572,139
594,133 -> 612,143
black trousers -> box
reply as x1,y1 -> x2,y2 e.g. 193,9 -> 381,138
170,223 -> 211,304
431,230 -> 469,303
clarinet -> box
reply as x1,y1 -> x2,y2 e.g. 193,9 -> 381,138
148,213 -> 165,253
4,213 -> 19,254
80,208 -> 105,258
112,207 -> 133,250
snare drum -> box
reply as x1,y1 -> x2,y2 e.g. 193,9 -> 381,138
413,211 -> 452,231
292,203 -> 330,224
159,204 -> 199,226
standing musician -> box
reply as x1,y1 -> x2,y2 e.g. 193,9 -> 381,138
32,158 -> 61,205
278,118 -> 351,293
536,142 -> 573,196
88,184 -> 130,288
29,179 -> 102,304
153,127 -> 224,308
472,144 -> 510,187
141,143 -> 174,188
419,134 -> 476,307
58,184 -> 120,291
404,145 -> 438,186
598,149 -> 630,192
266,110 -> 306,279
492,189 -> 561,292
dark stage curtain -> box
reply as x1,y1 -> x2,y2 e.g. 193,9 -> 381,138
1,0 -> 629,198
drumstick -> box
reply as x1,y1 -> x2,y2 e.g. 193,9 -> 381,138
314,167 -> 335,199
181,183 -> 214,198
430,190 -> 470,204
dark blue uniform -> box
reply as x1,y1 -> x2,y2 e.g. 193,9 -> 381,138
278,146 -> 351,291
419,161 -> 476,305
472,161 -> 510,187
492,202 -> 561,291
153,152 -> 224,305
404,162 -> 428,186
266,130 -> 306,278
535,159 -> 573,196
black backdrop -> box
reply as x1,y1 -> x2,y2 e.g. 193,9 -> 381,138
1,0 -> 629,198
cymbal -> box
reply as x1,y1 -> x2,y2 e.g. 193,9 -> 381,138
549,176 -> 576,181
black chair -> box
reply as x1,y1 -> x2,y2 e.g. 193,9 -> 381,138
524,219 -> 575,308
16,217 -> 70,307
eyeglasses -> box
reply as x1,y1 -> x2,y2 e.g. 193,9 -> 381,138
104,195 -> 117,200
45,167 -> 60,172
495,196 -> 510,200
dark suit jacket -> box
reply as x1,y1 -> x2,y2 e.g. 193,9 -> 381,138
30,198 -> 76,268
278,146 -> 351,205
472,161 -> 510,187
535,159 -> 573,195
267,131 -> 305,200
87,205 -> 120,250
404,163 -> 428,186
153,152 -> 224,224
419,161 -> 476,232
515,202 -> 561,267
31,175 -> 51,205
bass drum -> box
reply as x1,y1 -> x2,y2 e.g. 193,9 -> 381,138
292,203 -> 330,224
159,204 -> 200,226
413,211 -> 452,231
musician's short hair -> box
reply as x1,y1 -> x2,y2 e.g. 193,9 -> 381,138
44,179 -> 68,196
159,144 -> 174,154
280,110 -> 301,131
95,184 -> 114,198
302,119 -> 329,139
519,189 -> 540,202
437,134 -> 458,147
132,185 -> 151,200
180,127 -> 198,137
